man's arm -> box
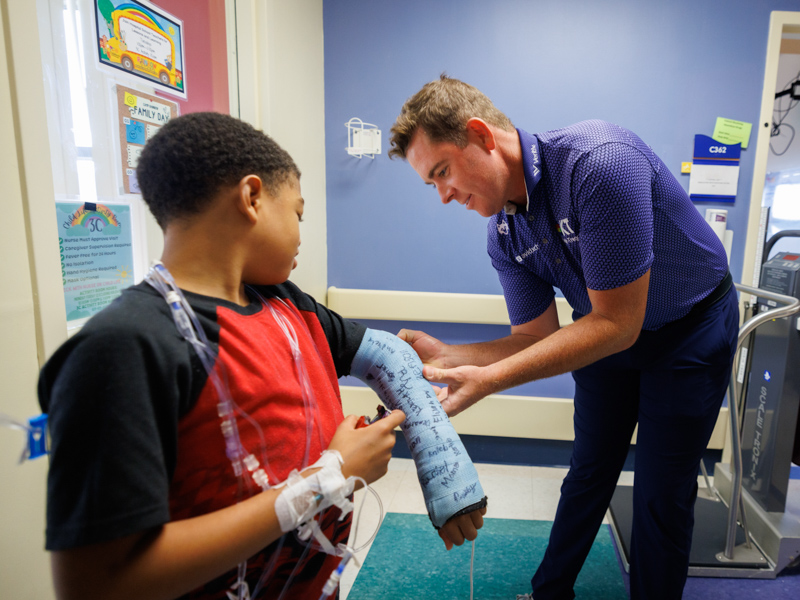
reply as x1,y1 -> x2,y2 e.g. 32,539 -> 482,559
398,298 -> 562,368
419,271 -> 650,416
50,412 -> 404,600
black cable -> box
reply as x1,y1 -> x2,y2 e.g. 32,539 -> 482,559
770,122 -> 795,156
771,69 -> 800,156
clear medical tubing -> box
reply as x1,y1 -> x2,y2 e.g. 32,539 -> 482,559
146,263 -> 273,485
146,263 -> 271,600
247,286 -> 327,468
146,264 -> 381,599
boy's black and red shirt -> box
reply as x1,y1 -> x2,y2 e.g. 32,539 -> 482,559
38,280 -> 366,599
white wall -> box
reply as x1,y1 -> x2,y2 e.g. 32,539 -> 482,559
0,0 -> 57,596
234,0 -> 328,303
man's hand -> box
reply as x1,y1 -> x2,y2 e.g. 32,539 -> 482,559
422,365 -> 494,417
397,329 -> 448,368
439,507 -> 487,550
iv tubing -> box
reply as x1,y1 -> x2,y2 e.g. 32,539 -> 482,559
0,414 -> 34,464
146,263 -> 379,600
470,539 -> 475,600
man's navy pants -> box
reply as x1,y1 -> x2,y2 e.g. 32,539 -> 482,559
531,285 -> 739,600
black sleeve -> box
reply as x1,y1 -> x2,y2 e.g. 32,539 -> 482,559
266,281 -> 366,378
38,293 -> 195,550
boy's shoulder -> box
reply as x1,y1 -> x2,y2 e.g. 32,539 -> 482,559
39,282 -> 184,410
80,280 -> 171,333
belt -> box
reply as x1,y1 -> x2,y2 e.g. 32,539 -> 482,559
686,270 -> 733,318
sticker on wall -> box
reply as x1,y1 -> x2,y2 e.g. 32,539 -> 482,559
56,201 -> 135,323
94,0 -> 187,99
115,84 -> 178,194
712,117 -> 752,149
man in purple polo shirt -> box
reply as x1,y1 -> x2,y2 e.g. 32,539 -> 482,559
388,75 -> 738,600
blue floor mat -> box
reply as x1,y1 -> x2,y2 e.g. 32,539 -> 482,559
347,514 -> 627,599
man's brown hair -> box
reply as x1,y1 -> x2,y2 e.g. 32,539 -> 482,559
389,74 -> 514,159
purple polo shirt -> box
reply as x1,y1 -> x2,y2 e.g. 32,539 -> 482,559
487,121 -> 728,331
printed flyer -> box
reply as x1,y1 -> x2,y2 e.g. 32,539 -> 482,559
115,84 -> 178,194
56,201 -> 134,322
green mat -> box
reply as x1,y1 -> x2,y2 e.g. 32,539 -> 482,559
347,514 -> 627,599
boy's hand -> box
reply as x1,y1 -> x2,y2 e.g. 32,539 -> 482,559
438,507 -> 487,550
397,329 -> 449,368
329,410 -> 406,485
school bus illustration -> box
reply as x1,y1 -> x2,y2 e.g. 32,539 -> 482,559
100,5 -> 183,91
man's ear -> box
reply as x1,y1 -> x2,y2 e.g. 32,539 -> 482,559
466,118 -> 496,151
236,174 -> 264,224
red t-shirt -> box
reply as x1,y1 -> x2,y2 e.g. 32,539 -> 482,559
40,281 -> 366,599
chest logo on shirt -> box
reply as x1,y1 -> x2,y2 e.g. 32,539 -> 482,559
558,218 -> 575,235
557,218 -> 579,244
497,221 -> 509,235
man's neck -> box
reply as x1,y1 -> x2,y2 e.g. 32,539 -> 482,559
496,128 -> 528,208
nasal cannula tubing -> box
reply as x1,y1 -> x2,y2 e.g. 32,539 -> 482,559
145,262 -> 384,600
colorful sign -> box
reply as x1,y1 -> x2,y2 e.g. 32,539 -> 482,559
115,84 -> 178,194
94,0 -> 187,99
56,201 -> 135,322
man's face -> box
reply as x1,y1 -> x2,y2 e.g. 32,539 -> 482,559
405,127 -> 507,218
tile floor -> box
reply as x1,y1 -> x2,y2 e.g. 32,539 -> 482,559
340,458 -> 800,599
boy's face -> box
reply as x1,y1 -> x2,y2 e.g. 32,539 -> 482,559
253,176 -> 304,284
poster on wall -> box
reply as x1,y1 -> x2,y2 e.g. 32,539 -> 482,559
115,84 -> 179,194
56,201 -> 135,322
94,0 -> 187,99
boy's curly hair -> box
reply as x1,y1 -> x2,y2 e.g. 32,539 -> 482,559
136,112 -> 300,228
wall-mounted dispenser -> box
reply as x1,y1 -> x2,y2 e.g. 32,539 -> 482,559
345,118 -> 381,159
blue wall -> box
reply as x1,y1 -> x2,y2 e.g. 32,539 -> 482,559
324,0 -> 800,399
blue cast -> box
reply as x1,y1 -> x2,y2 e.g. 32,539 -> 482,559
350,328 -> 487,528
